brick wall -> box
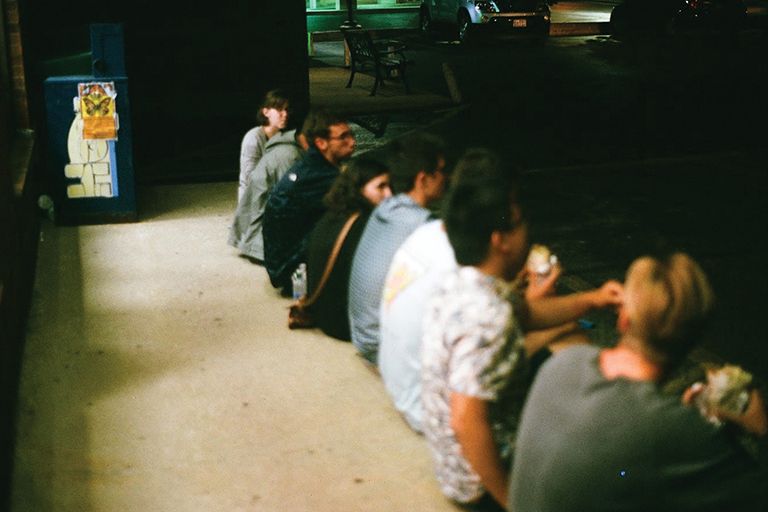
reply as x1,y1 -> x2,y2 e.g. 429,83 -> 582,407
1,0 -> 37,507
2,0 -> 29,129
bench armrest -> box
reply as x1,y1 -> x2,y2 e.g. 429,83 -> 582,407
373,39 -> 407,55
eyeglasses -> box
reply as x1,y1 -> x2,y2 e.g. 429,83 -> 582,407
326,131 -> 355,141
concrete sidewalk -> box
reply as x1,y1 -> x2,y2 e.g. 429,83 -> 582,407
11,182 -> 459,512
11,12 -> 766,510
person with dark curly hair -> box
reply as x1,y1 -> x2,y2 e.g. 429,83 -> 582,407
305,155 -> 391,341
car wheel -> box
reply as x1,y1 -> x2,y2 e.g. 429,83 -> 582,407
457,10 -> 472,43
419,6 -> 432,33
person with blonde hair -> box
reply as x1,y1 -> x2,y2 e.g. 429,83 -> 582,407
619,254 -> 715,367
509,252 -> 767,512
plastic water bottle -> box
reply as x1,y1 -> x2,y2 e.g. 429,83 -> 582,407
292,263 -> 307,300
37,194 -> 55,221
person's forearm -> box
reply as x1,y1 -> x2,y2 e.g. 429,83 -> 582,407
727,389 -> 768,437
240,160 -> 258,186
524,291 -> 598,331
459,426 -> 509,507
523,322 -> 583,357
451,394 -> 509,508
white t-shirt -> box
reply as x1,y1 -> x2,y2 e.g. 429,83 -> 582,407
378,220 -> 456,432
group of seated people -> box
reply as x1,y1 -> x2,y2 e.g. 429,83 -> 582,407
229,92 -> 767,511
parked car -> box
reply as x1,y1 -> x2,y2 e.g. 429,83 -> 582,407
610,0 -> 747,35
420,0 -> 551,43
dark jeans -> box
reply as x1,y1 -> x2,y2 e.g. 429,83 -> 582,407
459,493 -> 507,512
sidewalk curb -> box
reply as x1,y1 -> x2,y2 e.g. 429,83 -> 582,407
551,22 -> 611,36
523,148 -> 768,176
441,62 -> 463,104
309,23 -> 611,47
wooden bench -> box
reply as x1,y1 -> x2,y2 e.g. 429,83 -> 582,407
341,29 -> 411,96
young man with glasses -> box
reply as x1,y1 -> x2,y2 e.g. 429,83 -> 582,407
263,108 -> 356,295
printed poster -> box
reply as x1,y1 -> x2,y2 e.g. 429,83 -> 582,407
78,82 -> 118,140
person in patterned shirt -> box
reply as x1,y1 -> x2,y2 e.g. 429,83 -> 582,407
421,150 -> 623,511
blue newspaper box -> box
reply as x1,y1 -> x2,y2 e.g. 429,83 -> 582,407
43,24 -> 137,224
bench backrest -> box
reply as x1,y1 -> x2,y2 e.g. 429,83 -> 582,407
342,29 -> 378,63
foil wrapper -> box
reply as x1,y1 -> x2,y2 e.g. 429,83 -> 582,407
693,364 -> 753,426
527,244 -> 558,277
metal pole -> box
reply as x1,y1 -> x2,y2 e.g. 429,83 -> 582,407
340,0 -> 362,29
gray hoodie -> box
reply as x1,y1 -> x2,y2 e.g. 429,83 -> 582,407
228,129 -> 303,260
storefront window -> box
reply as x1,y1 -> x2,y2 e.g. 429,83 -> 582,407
357,0 -> 420,8
307,0 -> 341,10
306,0 -> 419,12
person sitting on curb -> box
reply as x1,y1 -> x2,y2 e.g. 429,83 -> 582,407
347,132 -> 447,366
228,128 -> 306,263
305,155 -> 392,341
236,89 -> 291,203
379,217 -> 455,431
509,252 -> 767,512
263,108 -> 355,295
378,148 -> 585,434
421,157 -> 623,511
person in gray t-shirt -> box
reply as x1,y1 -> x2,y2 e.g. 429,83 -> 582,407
509,253 -> 767,512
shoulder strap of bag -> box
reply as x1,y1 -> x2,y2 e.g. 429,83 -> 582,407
301,212 -> 361,308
